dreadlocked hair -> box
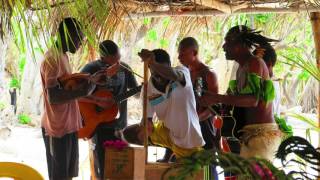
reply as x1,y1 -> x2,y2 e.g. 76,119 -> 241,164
227,25 -> 279,66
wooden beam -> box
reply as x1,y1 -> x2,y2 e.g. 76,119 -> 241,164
310,12 -> 320,179
126,7 -> 320,19
194,0 -> 248,13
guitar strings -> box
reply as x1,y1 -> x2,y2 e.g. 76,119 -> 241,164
201,89 -> 237,138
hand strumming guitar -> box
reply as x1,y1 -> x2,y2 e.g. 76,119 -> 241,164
90,62 -> 120,85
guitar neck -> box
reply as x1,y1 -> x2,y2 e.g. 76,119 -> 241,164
114,85 -> 142,103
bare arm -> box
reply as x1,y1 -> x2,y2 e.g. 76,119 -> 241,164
202,93 -> 259,107
198,71 -> 219,120
47,83 -> 95,104
148,61 -> 185,85
200,58 -> 267,108
138,49 -> 185,85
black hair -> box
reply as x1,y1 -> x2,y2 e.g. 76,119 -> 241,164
227,25 -> 278,66
99,40 -> 119,57
226,25 -> 278,49
58,17 -> 83,43
152,49 -> 171,66
123,124 -> 143,145
179,37 -> 199,51
253,44 -> 277,66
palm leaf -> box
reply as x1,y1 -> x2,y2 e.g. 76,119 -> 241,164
286,112 -> 320,132
280,54 -> 320,82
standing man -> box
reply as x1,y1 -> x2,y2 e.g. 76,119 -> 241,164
41,18 -> 95,180
81,40 -> 139,180
178,37 -> 220,179
200,25 -> 282,162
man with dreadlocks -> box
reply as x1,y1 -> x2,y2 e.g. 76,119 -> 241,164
200,25 -> 283,162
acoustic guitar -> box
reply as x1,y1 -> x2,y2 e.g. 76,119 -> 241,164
78,85 -> 142,139
210,104 -> 246,139
195,77 -> 245,139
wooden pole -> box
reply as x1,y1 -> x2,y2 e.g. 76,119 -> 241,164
310,12 -> 320,180
143,60 -> 149,164
126,7 -> 320,19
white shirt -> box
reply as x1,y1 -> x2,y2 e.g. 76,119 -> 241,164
146,65 -> 205,148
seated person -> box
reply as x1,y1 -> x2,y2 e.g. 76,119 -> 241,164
124,49 -> 205,158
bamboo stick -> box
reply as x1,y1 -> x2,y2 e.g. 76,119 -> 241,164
310,12 -> 320,180
143,60 -> 149,164
126,7 -> 320,19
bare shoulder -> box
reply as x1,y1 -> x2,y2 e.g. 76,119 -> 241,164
206,69 -> 218,93
206,69 -> 218,83
248,57 -> 268,78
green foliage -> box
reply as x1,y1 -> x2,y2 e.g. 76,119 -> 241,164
280,54 -> 320,81
254,14 -> 274,24
146,29 -> 157,42
162,17 -> 171,27
18,113 -> 31,124
0,102 -> 6,111
9,76 -> 21,89
143,18 -> 151,25
275,115 -> 293,137
159,38 -> 169,48
165,150 -> 292,180
286,112 -> 320,132
297,70 -> 310,81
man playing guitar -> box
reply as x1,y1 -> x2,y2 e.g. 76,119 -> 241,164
200,25 -> 282,162
80,40 -> 139,180
40,18 -> 97,180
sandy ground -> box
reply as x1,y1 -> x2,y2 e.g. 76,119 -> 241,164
0,111 -> 318,180
0,126 -> 170,180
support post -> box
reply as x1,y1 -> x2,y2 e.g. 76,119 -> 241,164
143,60 -> 149,164
310,12 -> 320,179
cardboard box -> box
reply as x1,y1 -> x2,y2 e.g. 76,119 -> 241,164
105,145 -> 145,180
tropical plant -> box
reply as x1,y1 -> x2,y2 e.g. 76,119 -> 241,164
0,102 -> 6,111
18,113 -> 31,124
167,136 -> 320,180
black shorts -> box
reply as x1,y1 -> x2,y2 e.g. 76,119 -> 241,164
42,128 -> 79,180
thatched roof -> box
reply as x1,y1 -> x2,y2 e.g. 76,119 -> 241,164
1,0 -> 320,48
125,0 -> 320,17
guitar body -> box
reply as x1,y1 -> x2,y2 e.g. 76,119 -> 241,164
78,90 -> 118,139
212,104 -> 246,139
